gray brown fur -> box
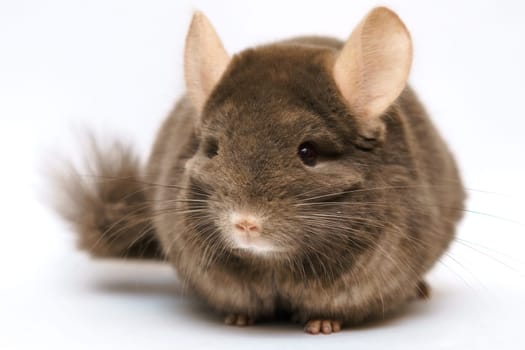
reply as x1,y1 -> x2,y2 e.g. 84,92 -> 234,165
54,139 -> 163,259
56,37 -> 465,326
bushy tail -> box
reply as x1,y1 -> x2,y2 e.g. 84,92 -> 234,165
53,138 -> 164,260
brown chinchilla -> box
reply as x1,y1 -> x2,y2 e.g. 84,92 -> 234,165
55,7 -> 465,334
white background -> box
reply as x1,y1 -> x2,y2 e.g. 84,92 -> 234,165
1,0 -> 525,349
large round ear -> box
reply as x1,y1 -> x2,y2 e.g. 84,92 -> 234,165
184,12 -> 230,112
333,7 -> 412,140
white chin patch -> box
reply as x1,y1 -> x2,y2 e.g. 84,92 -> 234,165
230,234 -> 280,255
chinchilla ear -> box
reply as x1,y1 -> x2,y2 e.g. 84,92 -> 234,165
184,12 -> 230,113
333,7 -> 412,141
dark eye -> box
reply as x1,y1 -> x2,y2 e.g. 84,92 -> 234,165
298,142 -> 318,166
205,139 -> 218,158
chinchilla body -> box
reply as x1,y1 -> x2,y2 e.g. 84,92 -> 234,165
56,8 -> 465,332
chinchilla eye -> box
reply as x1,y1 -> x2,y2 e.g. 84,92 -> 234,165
298,142 -> 318,166
205,139 -> 218,158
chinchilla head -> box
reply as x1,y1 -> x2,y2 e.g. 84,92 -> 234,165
177,9 -> 414,274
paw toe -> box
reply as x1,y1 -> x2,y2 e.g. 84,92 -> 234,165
224,313 -> 254,327
305,319 -> 341,335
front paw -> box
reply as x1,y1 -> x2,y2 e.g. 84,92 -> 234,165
224,313 -> 255,327
304,319 -> 342,335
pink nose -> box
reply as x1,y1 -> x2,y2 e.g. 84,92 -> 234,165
234,220 -> 260,233
230,212 -> 262,238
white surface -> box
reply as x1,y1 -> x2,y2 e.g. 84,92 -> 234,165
1,0 -> 525,349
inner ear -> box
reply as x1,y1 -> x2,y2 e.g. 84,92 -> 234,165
333,7 -> 412,141
184,12 -> 231,113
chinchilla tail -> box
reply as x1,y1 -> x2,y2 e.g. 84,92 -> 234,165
51,137 -> 164,260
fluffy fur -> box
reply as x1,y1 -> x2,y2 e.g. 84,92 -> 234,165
55,8 -> 465,333
54,139 -> 163,260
